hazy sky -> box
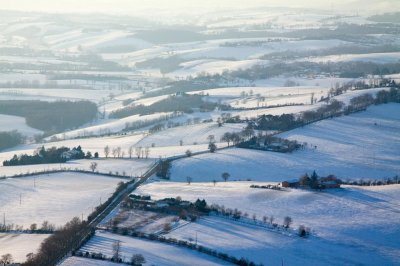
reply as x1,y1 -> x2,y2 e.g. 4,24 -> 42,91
0,0 -> 397,15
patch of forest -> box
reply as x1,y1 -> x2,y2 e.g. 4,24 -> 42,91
110,94 -> 230,118
0,130 -> 24,151
0,100 -> 98,133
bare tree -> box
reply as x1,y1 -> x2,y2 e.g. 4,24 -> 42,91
112,240 -> 121,261
131,254 -> 146,266
128,146 -> 134,158
221,132 -> 232,147
0,254 -> 13,265
283,216 -> 293,228
112,148 -> 118,158
144,147 -> 150,159
90,162 -> 98,172
135,147 -> 142,159
207,135 -> 215,143
104,145 -> 110,158
186,176 -> 192,185
222,172 -> 230,182
213,179 -> 217,186
262,216 -> 268,224
116,147 -> 122,158
269,216 -> 274,224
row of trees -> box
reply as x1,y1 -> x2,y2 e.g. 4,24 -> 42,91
74,244 -> 146,266
2,145 -> 95,166
109,228 -> 262,266
0,220 -> 56,233
22,217 -> 90,266
22,181 -> 133,266
254,87 -> 400,132
110,94 -> 230,119
103,145 -> 150,159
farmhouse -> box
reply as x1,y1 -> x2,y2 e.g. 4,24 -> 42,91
281,179 -> 300,188
319,175 -> 341,189
282,174 -> 341,189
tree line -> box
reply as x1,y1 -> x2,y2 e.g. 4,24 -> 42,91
0,130 -> 24,151
3,145 -> 97,166
110,94 -> 230,119
0,100 -> 98,133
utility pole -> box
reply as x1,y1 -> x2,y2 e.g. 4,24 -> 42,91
20,194 -> 22,205
3,213 -> 5,226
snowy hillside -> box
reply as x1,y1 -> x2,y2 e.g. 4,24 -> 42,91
0,172 -> 125,227
169,103 -> 400,182
138,181 -> 400,265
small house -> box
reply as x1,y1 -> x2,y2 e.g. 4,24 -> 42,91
281,179 -> 299,188
319,175 -> 341,189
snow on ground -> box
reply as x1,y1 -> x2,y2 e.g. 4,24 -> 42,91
0,158 -> 155,178
304,52 -> 400,64
78,230 -> 231,266
189,86 -> 329,108
0,88 -> 118,103
60,256 -> 121,266
232,105 -> 313,118
0,233 -> 50,263
168,103 -> 400,182
138,182 -> 400,265
136,122 -> 245,147
0,172 -> 125,227
0,133 -> 145,162
0,114 -> 43,137
166,215 -> 399,266
50,112 -> 173,139
168,58 -> 267,78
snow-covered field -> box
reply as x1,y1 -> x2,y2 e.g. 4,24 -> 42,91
61,256 -> 122,266
138,182 -> 400,265
0,172 -> 125,227
77,230 -> 231,266
168,103 -> 400,182
50,112 -> 174,139
0,158 -> 154,179
0,233 -> 50,263
0,88 -> 118,103
0,114 -> 42,137
136,122 -> 244,147
305,52 -> 400,64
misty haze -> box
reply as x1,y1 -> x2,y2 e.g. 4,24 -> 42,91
0,1 -> 399,265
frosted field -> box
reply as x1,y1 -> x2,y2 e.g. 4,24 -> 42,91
189,86 -> 329,108
0,133 -> 146,165
168,103 -> 400,182
78,230 -> 231,266
0,158 -> 155,178
0,233 -> 50,263
0,114 -> 43,137
166,215 -> 398,266
0,88 -> 119,103
50,112 -> 174,139
168,58 -> 267,78
61,257 -> 122,266
136,122 -> 245,147
139,182 -> 400,265
305,52 -> 400,64
0,172 -> 125,227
